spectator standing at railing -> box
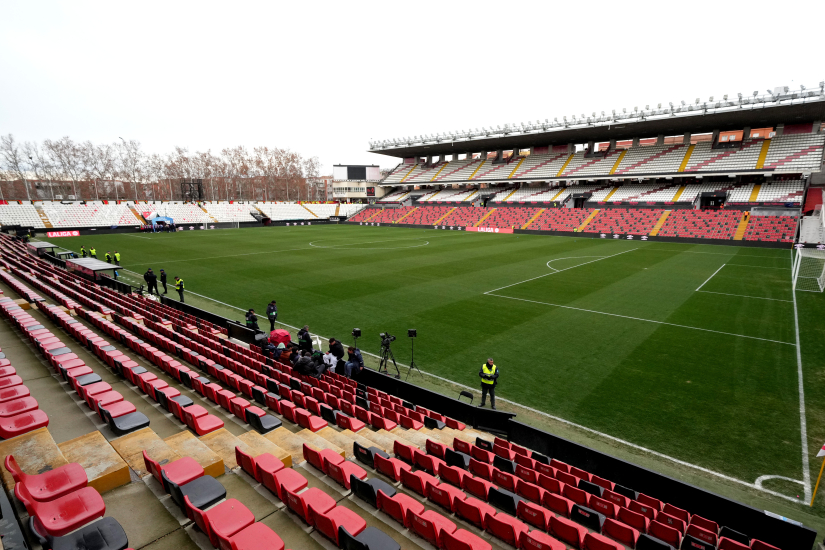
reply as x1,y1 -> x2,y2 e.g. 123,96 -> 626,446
143,269 -> 158,295
159,269 -> 168,294
245,309 -> 259,330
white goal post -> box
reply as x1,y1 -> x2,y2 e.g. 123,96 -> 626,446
793,248 -> 825,292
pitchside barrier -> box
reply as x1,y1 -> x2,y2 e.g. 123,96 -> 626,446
138,284 -> 813,549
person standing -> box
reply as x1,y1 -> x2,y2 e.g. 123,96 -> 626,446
344,346 -> 364,378
80,245 -> 87,258
174,276 -> 185,302
246,309 -> 259,330
159,269 -> 168,294
266,300 -> 278,331
90,246 -> 97,258
143,268 -> 158,295
478,357 -> 499,410
328,338 -> 345,372
105,251 -> 112,263
114,251 -> 121,266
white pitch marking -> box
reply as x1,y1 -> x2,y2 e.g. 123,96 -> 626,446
791,248 -> 812,502
309,238 -> 430,250
485,248 -> 638,294
172,288 -> 805,504
124,234 -> 153,240
696,264 -> 726,291
725,263 -> 791,270
486,293 -> 795,346
546,255 -> 606,272
697,290 -> 793,303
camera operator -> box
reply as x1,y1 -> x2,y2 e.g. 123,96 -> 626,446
478,357 -> 499,409
344,346 -> 364,378
297,325 -> 313,353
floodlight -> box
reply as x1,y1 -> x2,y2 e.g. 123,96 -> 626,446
783,86 -> 789,92
563,116 -> 567,120
680,100 -> 686,106
645,105 -> 649,110
554,117 -> 558,122
709,96 -> 713,101
592,112 -> 596,117
601,111 -> 605,116
695,98 -> 700,104
622,108 -> 626,113
612,109 -> 616,115
738,93 -> 742,99
753,91 -> 758,96
800,85 -> 806,91
658,103 -> 662,109
723,94 -> 728,100
634,106 -> 638,112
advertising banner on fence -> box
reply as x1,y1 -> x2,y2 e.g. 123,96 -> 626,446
46,231 -> 80,237
599,233 -> 649,240
466,227 -> 514,234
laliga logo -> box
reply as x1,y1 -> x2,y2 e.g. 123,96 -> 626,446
478,227 -> 500,233
817,244 -> 825,251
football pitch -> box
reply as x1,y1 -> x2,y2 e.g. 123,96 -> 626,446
53,224 -> 825,506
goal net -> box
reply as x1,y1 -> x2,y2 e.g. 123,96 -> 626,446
793,249 -> 825,292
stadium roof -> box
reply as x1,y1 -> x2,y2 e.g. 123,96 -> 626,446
369,85 -> 825,158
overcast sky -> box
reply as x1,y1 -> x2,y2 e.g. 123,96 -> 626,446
2,0 -> 823,174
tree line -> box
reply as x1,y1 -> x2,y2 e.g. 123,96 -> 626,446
0,134 -> 323,202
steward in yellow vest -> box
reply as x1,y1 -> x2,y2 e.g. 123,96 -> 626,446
478,358 -> 499,409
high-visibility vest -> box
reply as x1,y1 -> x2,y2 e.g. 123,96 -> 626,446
114,253 -> 120,261
481,364 -> 497,385
80,247 -> 86,256
90,248 -> 96,256
175,279 -> 184,291
105,253 -> 111,261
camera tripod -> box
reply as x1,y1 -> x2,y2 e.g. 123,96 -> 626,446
406,337 -> 422,381
379,344 -> 400,379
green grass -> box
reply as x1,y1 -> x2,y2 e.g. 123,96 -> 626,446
51,225 -> 825,518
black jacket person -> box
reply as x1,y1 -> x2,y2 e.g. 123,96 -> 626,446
478,358 -> 499,409
143,269 -> 158,295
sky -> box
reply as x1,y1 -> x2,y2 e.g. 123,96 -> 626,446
1,0 -> 823,174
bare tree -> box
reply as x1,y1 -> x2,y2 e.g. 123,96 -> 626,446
115,139 -> 146,201
84,142 -> 117,200
44,137 -> 84,198
1,134 -> 32,200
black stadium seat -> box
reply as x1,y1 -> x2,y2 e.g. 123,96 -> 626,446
163,471 -> 225,512
350,476 -> 396,508
353,442 -> 388,469
340,526 -> 400,550
29,516 -> 129,550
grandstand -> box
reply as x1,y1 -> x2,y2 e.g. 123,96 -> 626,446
0,232 -> 814,550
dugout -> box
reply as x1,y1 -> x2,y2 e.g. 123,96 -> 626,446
65,257 -> 120,282
25,241 -> 59,257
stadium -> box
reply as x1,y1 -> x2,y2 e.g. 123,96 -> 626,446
3,15 -> 825,550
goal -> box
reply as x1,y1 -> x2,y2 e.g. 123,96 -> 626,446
792,249 -> 825,292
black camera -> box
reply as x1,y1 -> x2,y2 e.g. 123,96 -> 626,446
379,332 -> 396,347
352,328 -> 361,338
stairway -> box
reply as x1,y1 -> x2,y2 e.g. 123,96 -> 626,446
301,204 -> 318,218
198,205 -> 219,222
733,212 -> 751,240
34,205 -> 54,228
127,205 -> 148,224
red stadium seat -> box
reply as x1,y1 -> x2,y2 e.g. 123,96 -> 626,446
551,515 -> 588,549
649,520 -> 682,548
0,410 -> 49,438
143,451 -> 203,489
584,532 -> 624,550
517,499 -> 552,531
377,489 -> 424,527
543,492 -> 575,518
486,513 -> 528,547
374,454 -> 411,482
302,444 -> 343,474
439,464 -> 467,488
454,496 -> 496,530
227,522 -> 285,550
265,467 -> 307,501
408,508 -> 456,548
284,486 -> 335,526
462,475 -> 494,501
325,458 -> 367,490
4,455 -> 86,501
185,496 -> 254,550
428,482 -> 466,512
234,447 -> 284,483
15,483 -> 105,537
441,529 -> 492,550
313,505 -> 367,546
603,518 -> 641,549
686,524 -> 718,546
401,468 -> 438,497
618,506 -> 650,534
520,530 -> 566,550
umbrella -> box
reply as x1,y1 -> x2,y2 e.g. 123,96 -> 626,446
269,329 -> 291,346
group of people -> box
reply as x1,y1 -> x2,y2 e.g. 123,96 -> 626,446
139,223 -> 178,233
143,268 -> 185,302
79,245 -> 121,265
258,325 -> 364,379
245,301 -> 279,331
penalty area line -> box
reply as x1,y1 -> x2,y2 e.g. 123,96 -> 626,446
485,293 -> 795,346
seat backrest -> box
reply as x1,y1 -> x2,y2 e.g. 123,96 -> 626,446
302,444 -> 323,471
4,455 -> 25,483
184,495 -> 211,538
407,509 -> 438,545
234,446 -> 255,477
142,451 -> 163,483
